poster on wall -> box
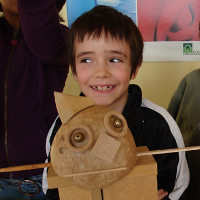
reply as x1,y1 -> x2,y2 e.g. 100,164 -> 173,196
66,0 -> 200,62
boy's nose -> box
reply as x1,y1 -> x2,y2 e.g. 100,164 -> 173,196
93,62 -> 111,78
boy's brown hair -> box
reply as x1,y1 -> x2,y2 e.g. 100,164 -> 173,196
68,5 -> 144,76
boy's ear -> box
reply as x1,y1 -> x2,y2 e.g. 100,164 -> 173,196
73,73 -> 78,81
69,65 -> 78,81
131,65 -> 141,80
54,92 -> 94,124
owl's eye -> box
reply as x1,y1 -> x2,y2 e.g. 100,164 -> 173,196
65,124 -> 93,153
113,118 -> 123,128
73,132 -> 84,142
104,111 -> 128,137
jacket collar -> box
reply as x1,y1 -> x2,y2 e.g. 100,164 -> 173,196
122,84 -> 144,128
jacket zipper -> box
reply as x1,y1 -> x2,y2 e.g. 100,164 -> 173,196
4,28 -> 19,178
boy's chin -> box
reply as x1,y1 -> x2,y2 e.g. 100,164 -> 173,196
91,99 -> 110,107
93,100 -> 109,106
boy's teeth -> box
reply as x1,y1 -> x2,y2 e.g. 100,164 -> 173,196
93,86 -> 113,91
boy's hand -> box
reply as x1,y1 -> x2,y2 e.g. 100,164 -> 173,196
158,189 -> 168,200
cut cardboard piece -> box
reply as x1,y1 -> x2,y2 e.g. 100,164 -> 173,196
58,187 -> 102,200
47,146 -> 158,200
50,105 -> 137,189
54,92 -> 94,124
90,132 -> 121,163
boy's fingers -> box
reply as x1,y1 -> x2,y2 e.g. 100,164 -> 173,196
158,189 -> 168,200
158,189 -> 164,195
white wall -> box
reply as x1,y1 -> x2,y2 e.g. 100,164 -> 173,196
131,62 -> 199,109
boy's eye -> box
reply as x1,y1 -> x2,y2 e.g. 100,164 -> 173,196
110,58 -> 121,63
81,58 -> 92,63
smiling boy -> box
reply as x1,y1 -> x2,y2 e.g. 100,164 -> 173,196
44,5 -> 189,200
73,33 -> 136,114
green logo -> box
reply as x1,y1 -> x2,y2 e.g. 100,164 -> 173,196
183,43 -> 193,53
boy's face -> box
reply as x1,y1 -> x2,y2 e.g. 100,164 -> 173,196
73,33 -> 139,113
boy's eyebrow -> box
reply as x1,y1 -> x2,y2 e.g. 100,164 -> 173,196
77,50 -> 127,58
107,50 -> 127,58
77,51 -> 94,58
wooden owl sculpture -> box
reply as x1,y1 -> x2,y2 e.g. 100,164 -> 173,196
50,93 -> 137,190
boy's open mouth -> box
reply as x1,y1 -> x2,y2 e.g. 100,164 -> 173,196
92,86 -> 114,91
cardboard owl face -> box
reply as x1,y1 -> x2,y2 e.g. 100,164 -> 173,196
50,93 -> 137,189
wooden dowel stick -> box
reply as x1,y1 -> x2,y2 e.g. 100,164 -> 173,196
1,146 -> 200,173
0,162 -> 52,173
137,146 -> 200,156
63,167 -> 127,177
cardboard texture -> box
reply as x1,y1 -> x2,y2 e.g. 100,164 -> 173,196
47,146 -> 158,200
54,92 -> 94,124
50,103 -> 137,189
90,132 -> 121,163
